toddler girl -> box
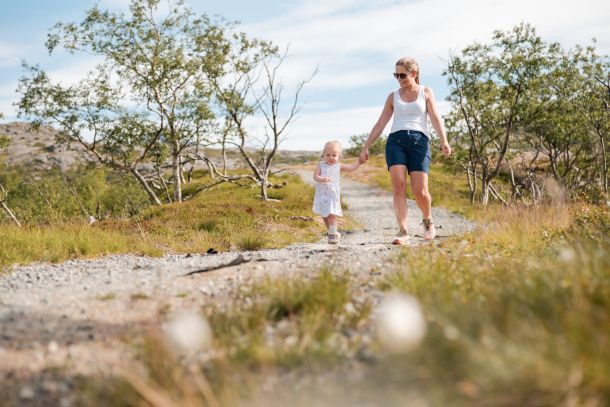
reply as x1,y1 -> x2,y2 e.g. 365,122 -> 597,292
312,140 -> 361,244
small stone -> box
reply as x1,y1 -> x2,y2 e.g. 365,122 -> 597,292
343,302 -> 356,315
48,341 -> 59,353
20,386 -> 35,399
284,335 -> 298,347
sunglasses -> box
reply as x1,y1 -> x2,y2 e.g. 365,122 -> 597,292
393,72 -> 409,79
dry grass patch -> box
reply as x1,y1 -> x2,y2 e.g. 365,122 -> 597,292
77,269 -> 372,405
0,224 -> 160,268
376,204 -> 609,405
1,174 -> 323,268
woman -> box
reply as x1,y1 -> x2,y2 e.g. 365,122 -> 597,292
359,57 -> 451,244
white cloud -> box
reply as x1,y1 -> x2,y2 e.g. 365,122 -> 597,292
0,97 -> 18,120
0,82 -> 19,98
244,105 -> 383,150
242,0 -> 610,93
0,42 -> 29,68
45,56 -> 105,86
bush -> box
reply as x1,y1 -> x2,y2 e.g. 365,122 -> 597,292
0,165 -> 151,225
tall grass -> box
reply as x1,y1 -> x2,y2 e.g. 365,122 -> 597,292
0,224 -> 161,267
376,204 -> 610,405
55,161 -> 610,406
1,174 -> 322,268
76,204 -> 609,406
208,269 -> 369,368
78,269 -> 372,405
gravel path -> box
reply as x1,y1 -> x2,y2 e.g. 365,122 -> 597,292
0,171 -> 474,405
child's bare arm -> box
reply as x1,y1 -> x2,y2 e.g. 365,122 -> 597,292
341,160 -> 361,173
313,164 -> 330,182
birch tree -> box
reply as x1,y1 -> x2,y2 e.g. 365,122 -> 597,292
18,0 -> 242,203
580,44 -> 610,200
445,23 -> 555,204
213,47 -> 314,200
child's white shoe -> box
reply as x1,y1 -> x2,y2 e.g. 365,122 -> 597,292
328,232 -> 341,244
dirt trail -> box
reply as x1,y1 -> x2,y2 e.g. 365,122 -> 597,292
0,171 -> 474,405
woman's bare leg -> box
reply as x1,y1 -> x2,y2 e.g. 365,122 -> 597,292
389,165 -> 409,231
409,171 -> 431,219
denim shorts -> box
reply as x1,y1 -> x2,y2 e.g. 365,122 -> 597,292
385,130 -> 431,174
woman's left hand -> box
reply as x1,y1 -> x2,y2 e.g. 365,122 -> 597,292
441,141 -> 452,158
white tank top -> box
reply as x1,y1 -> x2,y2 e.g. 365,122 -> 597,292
389,86 -> 430,138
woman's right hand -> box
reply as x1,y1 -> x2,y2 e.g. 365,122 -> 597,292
359,148 -> 369,164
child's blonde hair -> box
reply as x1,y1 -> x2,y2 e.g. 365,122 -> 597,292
321,140 -> 342,158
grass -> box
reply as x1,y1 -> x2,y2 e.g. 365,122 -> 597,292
0,224 -> 161,268
73,165 -> 610,405
79,203 -> 608,405
0,173 -> 324,268
78,269 -> 372,405
373,203 -> 610,405
97,292 -> 117,301
11,154 -> 607,404
207,269 -> 370,368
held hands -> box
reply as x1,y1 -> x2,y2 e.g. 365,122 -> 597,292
358,148 -> 369,164
318,176 -> 331,183
440,141 -> 452,158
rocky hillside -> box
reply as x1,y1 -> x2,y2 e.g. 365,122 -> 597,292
0,121 -> 319,173
0,122 -> 89,171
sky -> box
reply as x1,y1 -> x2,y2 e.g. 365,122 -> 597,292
0,0 -> 609,150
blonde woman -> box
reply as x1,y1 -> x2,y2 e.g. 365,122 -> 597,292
359,57 -> 452,244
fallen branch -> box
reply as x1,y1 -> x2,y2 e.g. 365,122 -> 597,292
183,254 -> 268,276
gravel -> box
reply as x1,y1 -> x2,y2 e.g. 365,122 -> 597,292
0,169 -> 475,405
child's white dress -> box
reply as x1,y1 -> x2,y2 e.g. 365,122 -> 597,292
313,161 -> 342,217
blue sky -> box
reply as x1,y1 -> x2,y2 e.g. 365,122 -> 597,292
1,0 -> 609,150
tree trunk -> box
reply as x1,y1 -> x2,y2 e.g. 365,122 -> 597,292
221,138 -> 228,176
207,160 -> 216,180
508,161 -> 521,201
180,166 -> 187,185
157,167 -> 172,204
187,163 -> 194,183
172,142 -> 182,203
260,168 -> 269,201
599,130 -> 608,197
131,168 -> 162,206
466,162 -> 476,204
481,181 -> 490,205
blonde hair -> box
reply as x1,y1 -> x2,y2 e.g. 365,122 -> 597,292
321,140 -> 342,157
396,57 -> 420,84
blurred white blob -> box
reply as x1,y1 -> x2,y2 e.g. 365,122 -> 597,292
559,246 -> 576,263
164,311 -> 213,353
374,293 -> 427,352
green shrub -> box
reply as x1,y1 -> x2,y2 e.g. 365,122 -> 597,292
344,133 -> 387,157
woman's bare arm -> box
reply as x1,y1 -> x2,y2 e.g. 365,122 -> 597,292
425,87 -> 452,157
359,93 -> 393,162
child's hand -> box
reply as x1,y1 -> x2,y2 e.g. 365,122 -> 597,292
319,176 -> 331,183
